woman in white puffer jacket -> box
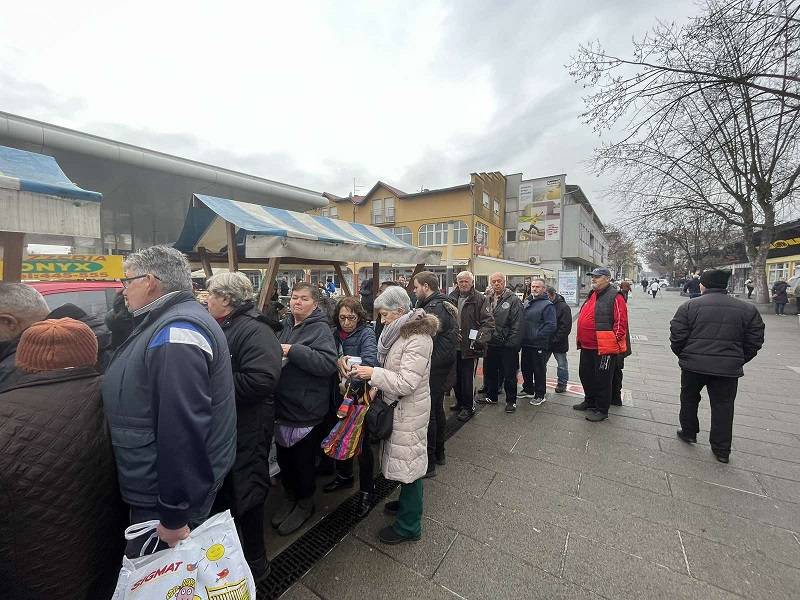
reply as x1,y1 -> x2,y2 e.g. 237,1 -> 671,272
353,285 -> 437,545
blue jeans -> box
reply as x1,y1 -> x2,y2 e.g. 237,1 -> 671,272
546,352 -> 569,385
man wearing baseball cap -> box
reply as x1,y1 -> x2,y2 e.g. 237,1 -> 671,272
573,268 -> 629,422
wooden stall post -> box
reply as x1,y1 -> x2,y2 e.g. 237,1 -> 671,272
257,257 -> 281,312
226,221 -> 239,273
0,231 -> 25,282
333,263 -> 352,296
198,246 -> 213,279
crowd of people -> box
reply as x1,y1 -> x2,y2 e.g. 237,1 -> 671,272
0,245 -> 768,599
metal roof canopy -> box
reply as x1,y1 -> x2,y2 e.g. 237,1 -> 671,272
0,145 -> 102,281
472,255 -> 554,278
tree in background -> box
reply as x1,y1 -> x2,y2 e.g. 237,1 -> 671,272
605,225 -> 639,279
570,0 -> 800,302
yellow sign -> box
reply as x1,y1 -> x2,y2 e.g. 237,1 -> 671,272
0,254 -> 124,281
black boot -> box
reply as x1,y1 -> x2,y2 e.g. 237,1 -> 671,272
323,475 -> 354,493
270,493 -> 296,529
247,554 -> 271,583
356,491 -> 373,518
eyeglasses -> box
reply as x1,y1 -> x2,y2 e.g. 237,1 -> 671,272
120,274 -> 161,288
339,315 -> 359,322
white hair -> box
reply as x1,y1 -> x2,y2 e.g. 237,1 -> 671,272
124,246 -> 193,293
0,283 -> 49,320
206,272 -> 254,306
374,286 -> 411,313
456,271 -> 475,281
489,272 -> 506,282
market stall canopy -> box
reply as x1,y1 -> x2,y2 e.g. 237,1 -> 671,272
0,145 -> 102,238
175,194 -> 441,265
472,255 -> 554,278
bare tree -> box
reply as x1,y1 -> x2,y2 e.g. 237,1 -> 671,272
605,225 -> 639,279
639,210 -> 734,272
570,0 -> 800,302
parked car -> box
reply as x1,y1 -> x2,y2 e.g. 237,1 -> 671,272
27,281 -> 123,316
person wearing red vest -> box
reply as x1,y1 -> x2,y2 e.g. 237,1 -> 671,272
573,268 -> 629,422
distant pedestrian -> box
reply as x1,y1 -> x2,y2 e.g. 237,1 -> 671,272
519,278 -> 556,406
683,273 -> 701,298
670,270 -> 764,463
649,279 -> 660,299
772,279 -> 789,315
744,278 -> 754,299
641,278 -> 649,293
326,278 -> 337,297
546,286 -> 572,394
574,268 -> 629,422
618,280 -> 632,301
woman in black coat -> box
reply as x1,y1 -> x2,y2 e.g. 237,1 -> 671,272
772,279 -> 789,315
206,272 -> 282,581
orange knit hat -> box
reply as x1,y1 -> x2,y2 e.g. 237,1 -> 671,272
16,318 -> 98,373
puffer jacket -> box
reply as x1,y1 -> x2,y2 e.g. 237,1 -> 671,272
772,281 -> 789,303
416,291 -> 458,375
370,312 -> 438,484
550,294 -> 573,353
521,294 -> 557,349
0,367 -> 126,600
670,289 -> 765,377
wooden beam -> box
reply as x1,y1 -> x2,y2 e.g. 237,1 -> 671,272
257,257 -> 281,312
334,263 -> 352,296
372,262 -> 380,297
225,221 -> 238,272
198,246 -> 213,279
0,231 -> 25,282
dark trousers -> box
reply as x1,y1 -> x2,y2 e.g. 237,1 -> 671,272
484,345 -> 519,403
276,428 -> 318,501
775,302 -> 787,314
679,369 -> 738,455
521,346 -> 548,398
337,440 -> 376,492
578,349 -> 617,414
124,507 -> 211,558
747,286 -> 754,299
612,356 -> 624,403
427,375 -> 447,461
455,352 -> 476,410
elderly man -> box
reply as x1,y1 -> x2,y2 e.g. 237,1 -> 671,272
478,272 -> 522,413
101,246 -> 236,557
670,269 -> 764,463
573,267 -> 629,422
519,278 -> 557,405
0,283 -> 50,386
447,271 -> 494,422
546,285 -> 572,394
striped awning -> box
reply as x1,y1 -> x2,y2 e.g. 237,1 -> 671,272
0,145 -> 101,202
175,194 -> 441,265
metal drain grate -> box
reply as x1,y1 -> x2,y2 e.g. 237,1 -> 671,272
258,403 -> 471,599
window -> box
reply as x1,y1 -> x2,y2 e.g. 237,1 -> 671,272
475,221 -> 489,245
419,223 -> 448,246
768,262 -> 789,284
493,200 -> 500,216
372,199 -> 383,224
320,207 -> 329,217
384,198 -> 395,223
452,220 -> 468,244
506,229 -> 517,243
482,191 -> 490,209
329,206 -> 338,219
390,226 -> 412,244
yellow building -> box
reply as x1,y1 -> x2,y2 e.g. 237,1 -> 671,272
310,172 -> 508,289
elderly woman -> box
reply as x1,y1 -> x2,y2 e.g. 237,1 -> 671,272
205,272 -> 282,579
323,297 -> 378,516
271,282 -> 338,535
353,286 -> 438,545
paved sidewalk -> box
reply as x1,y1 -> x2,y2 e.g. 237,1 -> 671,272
281,291 -> 800,600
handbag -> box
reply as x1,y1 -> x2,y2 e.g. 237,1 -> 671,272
321,384 -> 369,460
365,388 -> 398,441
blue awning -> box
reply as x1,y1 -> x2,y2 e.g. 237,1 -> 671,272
175,194 -> 441,265
0,145 -> 102,202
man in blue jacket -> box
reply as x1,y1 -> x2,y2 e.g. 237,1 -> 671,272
102,246 -> 236,557
519,278 -> 557,406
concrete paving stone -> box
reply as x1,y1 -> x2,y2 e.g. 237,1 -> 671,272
578,474 -> 800,568
429,454 -> 497,497
768,408 -> 800,422
681,532 -> 800,600
562,534 -> 740,600
607,404 -> 654,420
433,533 -> 601,600
484,475 -> 689,573
470,406 -> 537,434
353,506 -> 458,578
667,473 -> 800,531
732,414 -> 800,435
455,419 -> 525,452
301,535 -> 455,600
514,425 -> 591,452
278,583 -> 323,600
755,473 -> 800,504
725,450 -> 800,481
585,425 -> 663,451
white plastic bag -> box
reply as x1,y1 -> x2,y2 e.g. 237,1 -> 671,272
112,510 -> 256,600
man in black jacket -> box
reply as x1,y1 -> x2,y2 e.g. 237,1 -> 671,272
479,273 -> 523,413
447,271 -> 495,422
669,269 -> 765,463
546,286 -> 572,394
415,271 -> 459,472
520,279 -> 557,405
683,273 -> 701,298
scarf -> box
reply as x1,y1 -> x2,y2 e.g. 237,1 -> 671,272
377,308 -> 425,366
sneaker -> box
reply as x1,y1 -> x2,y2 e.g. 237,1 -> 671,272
477,397 -> 498,405
505,402 -> 516,413
457,408 -> 474,422
572,400 -> 589,411
554,383 -> 567,393
529,396 -> 547,406
517,389 -> 534,399
585,410 -> 608,422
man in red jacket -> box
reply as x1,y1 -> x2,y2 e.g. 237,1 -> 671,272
573,268 -> 629,422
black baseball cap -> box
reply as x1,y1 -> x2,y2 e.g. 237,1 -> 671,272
587,267 -> 612,277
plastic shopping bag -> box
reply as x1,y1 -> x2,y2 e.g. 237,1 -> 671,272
112,510 -> 256,600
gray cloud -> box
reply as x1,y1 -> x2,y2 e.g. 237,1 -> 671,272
0,72 -> 86,119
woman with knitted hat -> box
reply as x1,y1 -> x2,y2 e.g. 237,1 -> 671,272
0,318 -> 126,599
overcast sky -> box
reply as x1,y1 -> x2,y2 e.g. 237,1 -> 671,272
0,0 -> 699,222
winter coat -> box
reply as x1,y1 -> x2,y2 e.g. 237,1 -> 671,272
521,295 -> 557,349
670,289 -> 765,377
446,287 -> 495,358
487,289 -> 524,349
370,312 -> 437,484
218,301 -> 282,515
335,323 -> 378,397
105,291 -> 134,349
550,294 -> 573,353
360,279 -> 375,315
277,307 -> 338,426
772,281 -> 789,303
0,367 -> 126,600
417,291 -> 459,375
683,278 -> 701,296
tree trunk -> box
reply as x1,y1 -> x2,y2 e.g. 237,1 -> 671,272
743,215 -> 775,304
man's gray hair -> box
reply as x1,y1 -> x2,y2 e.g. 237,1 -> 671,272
532,277 -> 547,285
124,246 -> 193,293
456,271 -> 475,281
489,272 -> 506,282
0,282 -> 49,319
374,286 -> 411,313
206,272 -> 254,306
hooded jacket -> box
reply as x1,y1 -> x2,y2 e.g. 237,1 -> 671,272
487,288 -> 523,348
416,291 -> 459,375
549,294 -> 573,353
277,306 -> 338,426
369,312 -> 438,484
521,294 -> 557,349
